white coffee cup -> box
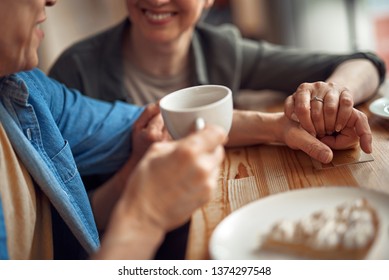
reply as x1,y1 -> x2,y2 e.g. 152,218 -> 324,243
160,85 -> 233,139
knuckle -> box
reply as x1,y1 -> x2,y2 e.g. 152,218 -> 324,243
340,95 -> 353,107
149,142 -> 164,152
328,81 -> 336,87
285,96 -> 293,107
313,81 -> 326,89
340,86 -> 351,92
324,104 -> 337,115
294,103 -> 310,115
143,105 -> 154,114
360,111 -> 368,122
145,129 -> 162,142
297,82 -> 310,91
175,144 -> 197,162
196,166 -> 210,180
310,110 -> 322,121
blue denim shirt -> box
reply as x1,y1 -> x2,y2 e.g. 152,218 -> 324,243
0,68 -> 143,259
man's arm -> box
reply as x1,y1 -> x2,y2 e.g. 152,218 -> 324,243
226,109 -> 371,164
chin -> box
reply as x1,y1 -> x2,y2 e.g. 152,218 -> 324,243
146,34 -> 175,44
21,57 -> 39,72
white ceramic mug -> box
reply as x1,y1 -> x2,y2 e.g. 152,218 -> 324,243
160,85 -> 233,139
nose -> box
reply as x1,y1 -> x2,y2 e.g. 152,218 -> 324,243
46,0 -> 57,7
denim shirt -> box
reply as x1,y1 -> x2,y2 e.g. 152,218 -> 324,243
0,69 -> 143,259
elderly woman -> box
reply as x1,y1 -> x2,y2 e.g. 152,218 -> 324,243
50,0 -> 385,138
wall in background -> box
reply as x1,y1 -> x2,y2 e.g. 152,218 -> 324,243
267,0 -> 376,52
38,0 -> 126,72
257,0 -> 388,77
38,0 -> 388,75
368,0 -> 389,75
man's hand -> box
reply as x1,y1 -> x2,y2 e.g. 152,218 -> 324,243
280,108 -> 372,164
96,125 -> 227,259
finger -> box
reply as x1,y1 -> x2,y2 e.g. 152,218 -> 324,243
324,109 -> 372,153
194,145 -> 225,186
181,125 -> 228,153
162,126 -> 173,141
140,115 -> 167,142
334,89 -> 353,132
319,129 -> 359,151
284,95 -> 299,122
293,87 -> 316,135
147,113 -> 165,131
347,109 -> 372,153
133,103 -> 160,130
323,88 -> 340,135
293,128 -> 333,163
310,95 -> 326,137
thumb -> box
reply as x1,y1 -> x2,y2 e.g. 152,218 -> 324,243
134,104 -> 160,130
284,95 -> 299,122
295,131 -> 333,164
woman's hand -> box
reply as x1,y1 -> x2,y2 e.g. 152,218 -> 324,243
284,81 -> 354,138
131,103 -> 171,163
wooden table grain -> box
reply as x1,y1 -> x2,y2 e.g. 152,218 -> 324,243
185,82 -> 389,260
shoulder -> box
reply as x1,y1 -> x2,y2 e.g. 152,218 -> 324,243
195,22 -> 242,43
17,68 -> 70,102
16,68 -> 54,90
193,22 -> 245,62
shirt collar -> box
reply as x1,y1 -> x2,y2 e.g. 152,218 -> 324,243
0,73 -> 30,104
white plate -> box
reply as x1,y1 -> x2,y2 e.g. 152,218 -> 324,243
369,97 -> 389,119
209,186 -> 389,260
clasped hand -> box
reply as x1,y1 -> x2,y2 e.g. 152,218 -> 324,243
284,81 -> 372,159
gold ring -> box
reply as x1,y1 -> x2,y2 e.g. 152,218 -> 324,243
310,96 -> 324,103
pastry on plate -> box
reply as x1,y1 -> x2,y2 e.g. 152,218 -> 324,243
260,198 -> 379,259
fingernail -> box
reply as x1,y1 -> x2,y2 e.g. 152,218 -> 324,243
335,124 -> 342,132
320,150 -> 332,163
291,113 -> 299,122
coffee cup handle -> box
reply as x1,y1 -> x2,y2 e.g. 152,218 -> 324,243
195,117 -> 205,131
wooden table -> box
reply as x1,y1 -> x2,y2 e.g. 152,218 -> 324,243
186,82 -> 389,259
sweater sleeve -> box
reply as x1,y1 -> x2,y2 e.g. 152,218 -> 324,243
239,40 -> 386,93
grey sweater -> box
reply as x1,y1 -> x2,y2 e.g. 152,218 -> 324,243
49,19 -> 386,104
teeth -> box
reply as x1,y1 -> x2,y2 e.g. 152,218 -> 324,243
145,11 -> 173,21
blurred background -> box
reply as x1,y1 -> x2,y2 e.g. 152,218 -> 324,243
39,0 -> 389,77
